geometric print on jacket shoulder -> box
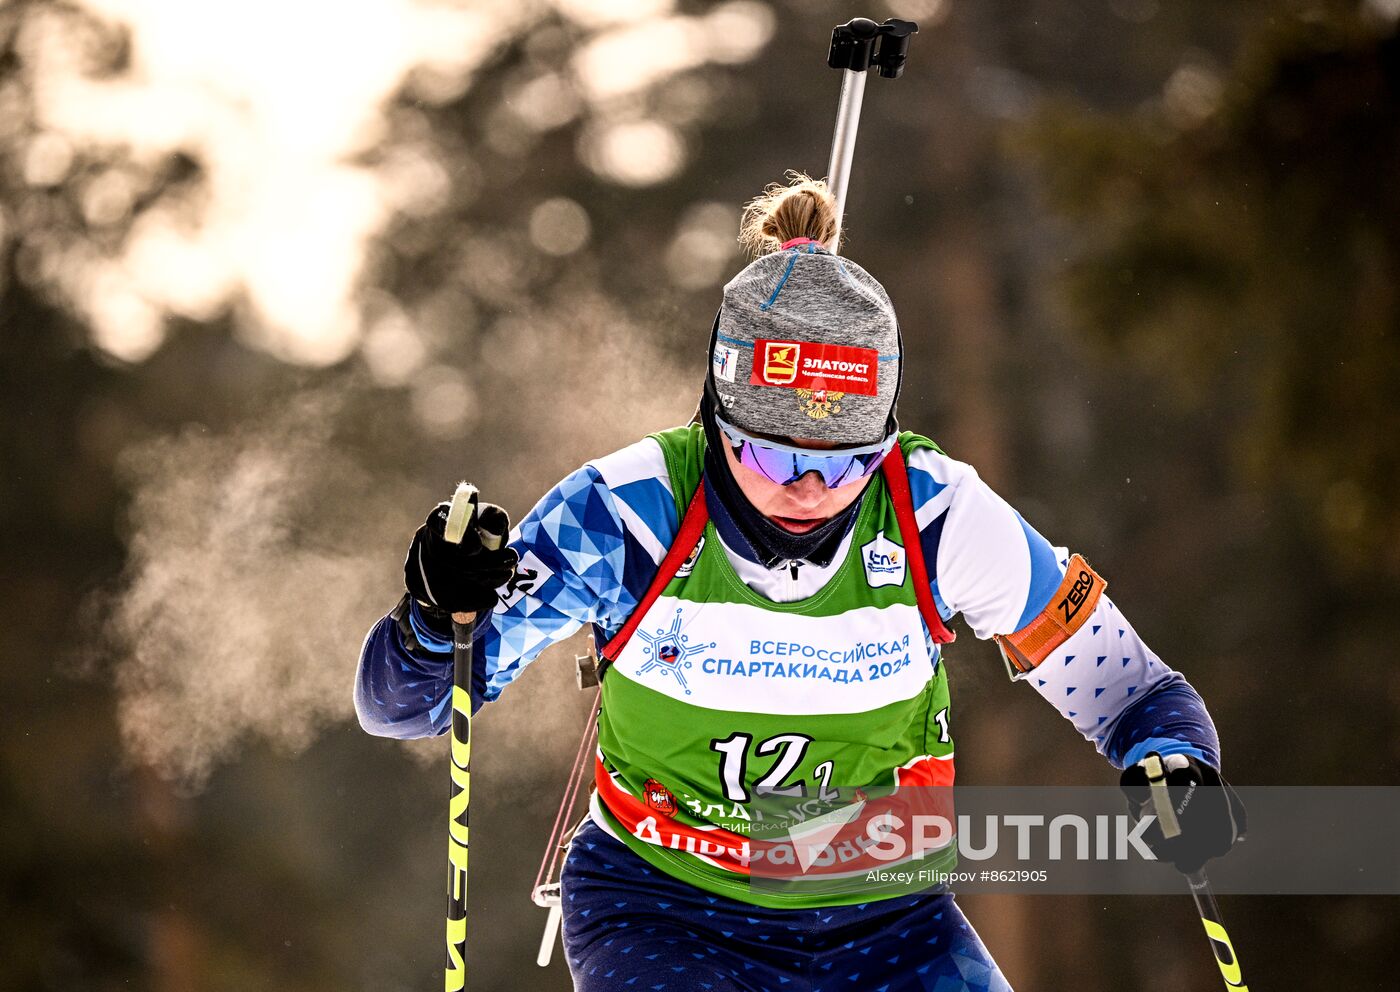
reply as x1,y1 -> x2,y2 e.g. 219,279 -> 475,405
478,440 -> 680,702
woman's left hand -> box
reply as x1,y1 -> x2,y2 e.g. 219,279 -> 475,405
1120,753 -> 1247,873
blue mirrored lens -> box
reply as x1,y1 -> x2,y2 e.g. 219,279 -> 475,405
736,441 -> 882,488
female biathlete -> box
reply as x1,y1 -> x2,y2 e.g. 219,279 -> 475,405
355,177 -> 1243,991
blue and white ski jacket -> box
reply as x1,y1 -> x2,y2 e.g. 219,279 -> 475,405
355,434 -> 1220,772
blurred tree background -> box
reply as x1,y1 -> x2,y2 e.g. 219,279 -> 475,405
2,0 -> 1396,988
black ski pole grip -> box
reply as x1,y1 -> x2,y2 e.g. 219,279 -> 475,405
873,19 -> 917,78
827,17 -> 919,77
828,17 -> 880,71
824,16 -> 921,250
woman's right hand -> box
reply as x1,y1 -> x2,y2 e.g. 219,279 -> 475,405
403,498 -> 517,619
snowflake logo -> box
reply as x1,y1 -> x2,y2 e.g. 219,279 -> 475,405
635,609 -> 713,696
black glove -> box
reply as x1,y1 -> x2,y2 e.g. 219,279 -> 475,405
1120,753 -> 1246,874
403,497 -> 517,622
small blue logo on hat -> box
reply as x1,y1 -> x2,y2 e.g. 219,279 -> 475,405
713,345 -> 738,383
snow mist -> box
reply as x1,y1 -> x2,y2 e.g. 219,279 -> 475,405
103,305 -> 698,788
103,390 -> 420,786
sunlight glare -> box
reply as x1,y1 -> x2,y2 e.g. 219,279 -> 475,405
19,0 -> 525,365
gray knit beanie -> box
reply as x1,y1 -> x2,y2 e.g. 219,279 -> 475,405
709,239 -> 901,445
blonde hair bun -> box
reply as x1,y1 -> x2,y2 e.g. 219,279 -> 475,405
738,172 -> 839,257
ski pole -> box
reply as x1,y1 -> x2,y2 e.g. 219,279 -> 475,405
442,482 -> 504,992
825,16 -> 919,250
1144,754 -> 1249,991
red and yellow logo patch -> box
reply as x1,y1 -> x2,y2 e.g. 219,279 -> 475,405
750,339 -> 879,396
762,342 -> 799,384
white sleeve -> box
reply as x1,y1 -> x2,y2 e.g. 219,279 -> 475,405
931,465 -> 1064,640
907,450 -> 1182,755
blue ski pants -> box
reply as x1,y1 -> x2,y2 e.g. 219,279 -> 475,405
561,818 -> 1012,992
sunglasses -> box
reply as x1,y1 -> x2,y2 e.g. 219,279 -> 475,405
716,415 -> 897,489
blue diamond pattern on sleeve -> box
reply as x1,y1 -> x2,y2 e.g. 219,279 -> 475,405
355,457 -> 674,735
479,464 -> 643,699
